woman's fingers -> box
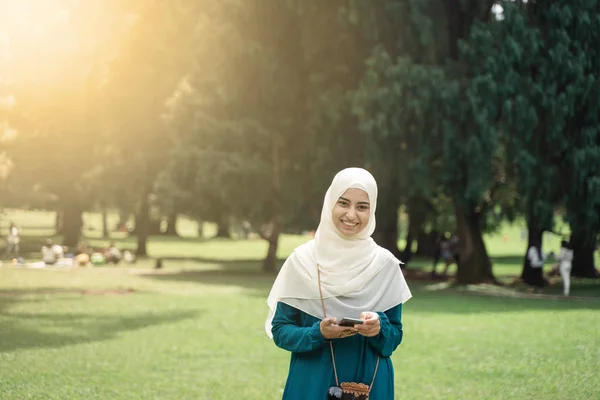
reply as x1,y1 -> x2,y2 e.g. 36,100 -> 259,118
360,312 -> 379,323
355,312 -> 380,337
321,318 -> 358,339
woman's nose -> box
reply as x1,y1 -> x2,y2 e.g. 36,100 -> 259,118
346,208 -> 357,219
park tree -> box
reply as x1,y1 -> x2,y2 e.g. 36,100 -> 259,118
350,0 -> 502,283
296,1 -> 372,226
160,0 -> 309,271
2,2 -> 123,247
347,0 -> 443,258
354,51 -> 447,258
544,0 -> 600,278
460,2 -> 560,284
464,1 -> 600,279
100,0 -> 201,256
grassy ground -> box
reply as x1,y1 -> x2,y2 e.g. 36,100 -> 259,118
1,209 -> 599,399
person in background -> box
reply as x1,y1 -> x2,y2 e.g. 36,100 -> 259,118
123,250 -> 136,264
6,222 -> 20,258
74,242 -> 91,267
104,242 -> 122,264
555,240 -> 574,296
52,242 -> 65,259
432,233 -> 459,277
41,239 -> 58,265
526,242 -> 547,291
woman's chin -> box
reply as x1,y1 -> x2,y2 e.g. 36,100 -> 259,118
336,225 -> 361,237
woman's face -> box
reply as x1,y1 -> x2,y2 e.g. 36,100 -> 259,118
331,188 -> 371,238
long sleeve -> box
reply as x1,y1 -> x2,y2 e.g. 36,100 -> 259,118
366,304 -> 403,357
271,302 -> 328,353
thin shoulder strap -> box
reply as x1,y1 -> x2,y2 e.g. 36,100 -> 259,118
318,266 -> 340,386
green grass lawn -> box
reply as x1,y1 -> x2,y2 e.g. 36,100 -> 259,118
1,210 -> 599,399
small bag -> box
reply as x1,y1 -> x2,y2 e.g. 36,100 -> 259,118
319,266 -> 379,400
328,382 -> 371,399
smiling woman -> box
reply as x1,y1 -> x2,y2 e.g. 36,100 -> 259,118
266,168 -> 412,399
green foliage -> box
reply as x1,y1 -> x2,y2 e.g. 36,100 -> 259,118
1,0 -> 599,275
461,1 -> 600,243
355,50 -> 447,199
158,78 -> 271,223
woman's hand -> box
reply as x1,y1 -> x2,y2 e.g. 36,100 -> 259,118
355,312 -> 380,337
320,318 -> 357,340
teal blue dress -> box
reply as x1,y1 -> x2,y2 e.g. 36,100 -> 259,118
271,302 -> 403,399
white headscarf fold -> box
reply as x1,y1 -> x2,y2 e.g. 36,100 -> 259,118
265,168 -> 412,338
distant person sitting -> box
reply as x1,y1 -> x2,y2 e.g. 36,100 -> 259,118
74,243 -> 91,267
123,250 -> 136,264
75,252 -> 91,267
104,242 -> 122,264
52,243 -> 65,259
41,239 -> 58,265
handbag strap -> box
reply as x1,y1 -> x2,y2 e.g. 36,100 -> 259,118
317,265 -> 380,393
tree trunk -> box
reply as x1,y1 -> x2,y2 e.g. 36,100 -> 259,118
454,202 -> 495,284
197,220 -> 204,238
402,231 -> 414,263
570,231 -> 599,278
215,212 -> 230,238
135,192 -> 150,257
520,220 -> 543,284
263,136 -> 283,273
402,199 -> 428,262
148,218 -> 162,235
263,224 -> 281,273
55,211 -> 62,235
374,199 -> 401,258
62,203 -> 83,248
373,169 -> 401,258
102,206 -> 109,238
164,211 -> 179,236
117,210 -> 129,232
416,230 -> 439,257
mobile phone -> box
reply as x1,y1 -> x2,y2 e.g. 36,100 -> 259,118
338,317 -> 364,327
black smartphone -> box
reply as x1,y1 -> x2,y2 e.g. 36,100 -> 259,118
338,317 -> 364,327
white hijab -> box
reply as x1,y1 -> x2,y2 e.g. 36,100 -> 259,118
265,168 -> 412,338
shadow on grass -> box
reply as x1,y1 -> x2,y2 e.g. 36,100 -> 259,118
158,256 -> 286,266
0,291 -> 199,352
402,280 -> 600,313
139,266 -> 276,293
136,260 -> 600,313
407,254 -> 524,270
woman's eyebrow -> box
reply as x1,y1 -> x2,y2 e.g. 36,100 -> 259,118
338,196 -> 370,205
